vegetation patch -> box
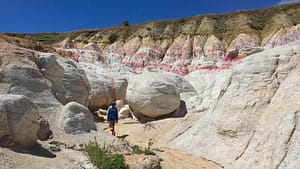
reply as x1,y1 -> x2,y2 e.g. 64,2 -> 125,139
131,139 -> 156,156
83,139 -> 129,169
108,33 -> 119,44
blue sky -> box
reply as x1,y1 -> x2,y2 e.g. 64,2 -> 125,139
0,0 -> 299,33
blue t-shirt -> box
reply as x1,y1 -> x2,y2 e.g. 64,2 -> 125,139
108,106 -> 118,121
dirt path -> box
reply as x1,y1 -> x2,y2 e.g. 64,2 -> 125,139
116,119 -> 222,169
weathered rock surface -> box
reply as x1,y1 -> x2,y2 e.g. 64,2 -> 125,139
56,24 -> 298,75
132,155 -> 161,169
57,58 -> 90,106
60,102 -> 96,134
6,4 -> 300,76
119,105 -> 131,119
87,73 -> 128,111
35,53 -> 66,104
55,22 -> 300,75
0,42 -> 62,120
167,40 -> 300,168
0,94 -> 39,148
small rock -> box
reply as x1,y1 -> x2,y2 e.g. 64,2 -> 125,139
65,144 -> 76,149
37,117 -> 52,141
50,146 -> 61,152
96,108 -> 107,115
142,156 -> 161,169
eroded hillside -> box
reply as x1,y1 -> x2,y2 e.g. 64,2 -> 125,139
3,3 -> 300,75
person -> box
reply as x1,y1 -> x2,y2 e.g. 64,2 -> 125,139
107,101 -> 118,136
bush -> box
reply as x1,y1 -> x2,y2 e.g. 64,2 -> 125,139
108,34 -> 119,44
131,145 -> 144,154
131,139 -> 156,156
122,20 -> 130,26
83,139 -> 129,169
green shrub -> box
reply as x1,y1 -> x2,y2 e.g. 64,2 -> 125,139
108,34 -> 119,44
131,145 -> 144,154
83,139 -> 129,169
122,20 -> 130,26
131,139 -> 156,156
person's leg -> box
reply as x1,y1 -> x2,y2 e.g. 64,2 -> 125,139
112,122 -> 116,136
109,121 -> 115,136
109,121 -> 113,134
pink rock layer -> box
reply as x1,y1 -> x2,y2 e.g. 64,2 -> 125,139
56,25 -> 300,75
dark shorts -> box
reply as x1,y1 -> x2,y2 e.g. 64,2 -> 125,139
109,121 -> 116,131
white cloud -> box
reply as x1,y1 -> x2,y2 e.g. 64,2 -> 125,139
278,0 -> 300,5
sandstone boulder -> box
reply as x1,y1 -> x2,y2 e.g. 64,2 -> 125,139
115,100 -> 124,111
0,94 -> 39,148
60,102 -> 96,134
128,155 -> 161,169
126,71 -> 181,119
119,105 -> 132,119
140,156 -> 161,169
57,58 -> 90,106
0,49 -> 62,120
87,74 -> 128,111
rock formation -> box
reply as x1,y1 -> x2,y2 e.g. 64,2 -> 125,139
87,73 -> 128,111
57,58 -> 91,106
0,40 -> 62,119
167,40 -> 300,168
60,102 -> 96,134
0,94 -> 39,148
126,72 -> 181,120
7,3 -> 299,76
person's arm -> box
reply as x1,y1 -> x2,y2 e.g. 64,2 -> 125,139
116,108 -> 118,123
107,108 -> 110,121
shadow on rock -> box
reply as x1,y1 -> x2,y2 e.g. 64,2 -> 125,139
11,143 -> 56,158
117,134 -> 129,139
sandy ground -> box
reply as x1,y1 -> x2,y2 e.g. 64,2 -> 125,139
0,142 -> 90,169
0,118 -> 221,169
0,123 -> 126,169
116,118 -> 222,169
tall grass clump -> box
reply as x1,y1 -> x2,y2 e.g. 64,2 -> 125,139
83,139 -> 129,169
131,139 -> 156,156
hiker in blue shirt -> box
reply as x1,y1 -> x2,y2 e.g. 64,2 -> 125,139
107,101 -> 118,136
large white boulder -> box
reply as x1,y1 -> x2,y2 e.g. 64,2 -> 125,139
119,105 -> 131,119
0,42 -> 64,137
87,74 -> 128,111
0,52 -> 62,121
126,71 -> 181,119
57,58 -> 91,106
0,94 -> 39,148
60,102 -> 96,134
